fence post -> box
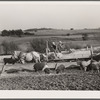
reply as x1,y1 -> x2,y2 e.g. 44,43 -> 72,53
46,40 -> 49,61
90,45 -> 93,59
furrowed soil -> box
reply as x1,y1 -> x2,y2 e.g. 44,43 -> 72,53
0,62 -> 100,90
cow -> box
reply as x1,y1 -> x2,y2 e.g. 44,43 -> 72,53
11,51 -> 26,64
55,63 -> 66,74
48,52 -> 56,60
12,51 -> 22,59
33,62 -> 50,74
43,68 -> 50,74
25,51 -> 40,63
3,57 -> 18,65
40,53 -> 48,62
87,60 -> 100,73
12,51 -> 41,64
76,59 -> 91,71
42,64 -> 50,74
93,53 -> 100,62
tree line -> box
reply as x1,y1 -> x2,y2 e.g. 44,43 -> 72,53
1,29 -> 35,37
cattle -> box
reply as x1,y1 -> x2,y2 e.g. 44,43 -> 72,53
25,51 -> 40,63
93,53 -> 100,62
11,51 -> 26,64
48,52 -> 56,60
43,65 -> 50,74
43,68 -> 50,74
33,62 -> 50,74
55,63 -> 66,74
87,60 -> 100,73
40,54 -> 48,62
12,51 -> 41,64
3,57 -> 18,65
12,51 -> 22,59
33,62 -> 46,72
76,59 -> 91,71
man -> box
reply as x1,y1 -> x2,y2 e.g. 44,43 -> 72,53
58,41 -> 63,52
52,42 -> 58,58
52,42 -> 56,50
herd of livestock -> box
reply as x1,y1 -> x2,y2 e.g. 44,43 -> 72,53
2,49 -> 100,74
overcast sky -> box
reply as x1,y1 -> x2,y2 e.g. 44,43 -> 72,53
0,1 -> 100,30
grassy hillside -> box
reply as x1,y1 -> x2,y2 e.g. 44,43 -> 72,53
25,28 -> 100,36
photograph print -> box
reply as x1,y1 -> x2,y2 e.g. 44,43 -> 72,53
0,1 -> 100,90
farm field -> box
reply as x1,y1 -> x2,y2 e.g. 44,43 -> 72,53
0,34 -> 94,44
25,28 -> 100,35
0,62 -> 100,90
0,29 -> 100,90
2,1 -> 100,92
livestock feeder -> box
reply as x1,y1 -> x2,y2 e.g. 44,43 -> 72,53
48,49 -> 92,62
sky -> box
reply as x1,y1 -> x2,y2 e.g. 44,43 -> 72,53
0,1 -> 100,30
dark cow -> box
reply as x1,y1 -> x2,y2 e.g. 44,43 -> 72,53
40,54 -> 47,62
33,62 -> 45,72
55,63 -> 66,74
43,68 -> 50,74
33,62 -> 50,74
76,59 -> 91,71
3,57 -> 18,65
87,60 -> 100,73
93,54 -> 100,62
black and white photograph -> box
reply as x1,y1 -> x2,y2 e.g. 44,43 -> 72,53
0,1 -> 100,94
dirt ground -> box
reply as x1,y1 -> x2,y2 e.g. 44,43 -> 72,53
0,65 -> 100,90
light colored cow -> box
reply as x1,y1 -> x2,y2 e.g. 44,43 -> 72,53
90,60 -> 100,73
12,51 -> 26,64
77,59 -> 91,71
25,51 -> 40,63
